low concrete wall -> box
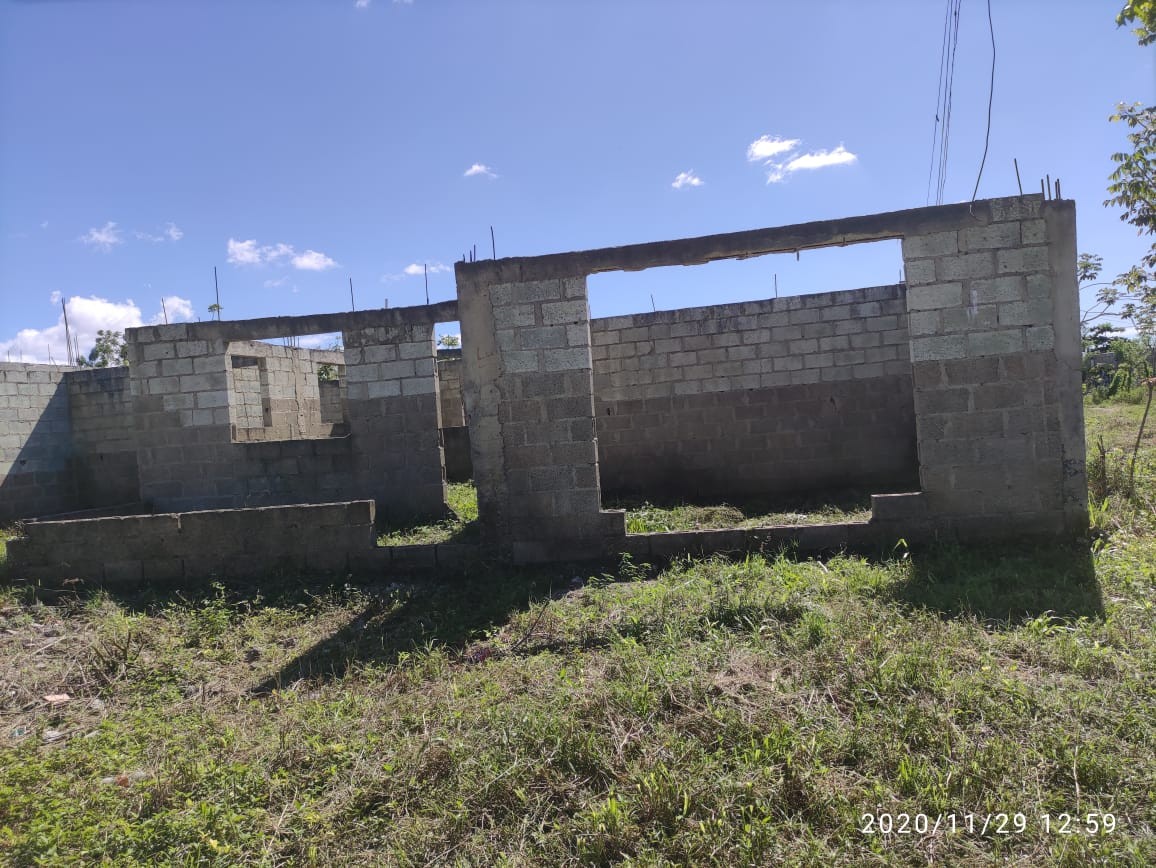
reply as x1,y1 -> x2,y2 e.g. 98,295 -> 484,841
6,500 -> 377,585
590,285 -> 916,499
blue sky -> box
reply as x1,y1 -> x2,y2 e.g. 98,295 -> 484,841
0,0 -> 1152,361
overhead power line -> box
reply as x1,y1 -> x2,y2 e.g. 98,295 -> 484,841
925,0 -> 964,206
970,0 -> 997,203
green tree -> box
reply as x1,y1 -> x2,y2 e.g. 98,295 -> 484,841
1106,4 -> 1156,491
1117,0 -> 1156,45
1095,9 -> 1156,340
1084,323 -> 1123,356
83,330 -> 127,367
208,302 -> 222,321
437,334 -> 461,348
1106,103 -> 1156,266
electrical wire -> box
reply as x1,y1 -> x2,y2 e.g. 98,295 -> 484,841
937,0 -> 963,205
925,0 -> 954,205
970,0 -> 996,202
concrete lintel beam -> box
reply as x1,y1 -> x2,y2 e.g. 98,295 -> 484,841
456,197 -> 1049,286
126,301 -> 459,345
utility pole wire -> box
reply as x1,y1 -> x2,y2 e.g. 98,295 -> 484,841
925,0 -> 953,204
970,0 -> 996,203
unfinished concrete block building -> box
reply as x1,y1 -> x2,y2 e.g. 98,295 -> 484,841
2,195 -> 1087,583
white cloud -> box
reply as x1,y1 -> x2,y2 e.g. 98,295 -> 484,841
263,277 -> 289,288
296,332 -> 343,349
403,262 -> 451,276
381,262 -> 452,282
464,163 -> 497,179
40,221 -> 49,230
227,238 -> 335,270
783,145 -> 858,173
355,0 -> 371,7
671,170 -> 703,190
151,295 -> 194,325
79,221 -> 123,252
135,222 -> 184,243
292,249 -> 339,271
746,134 -> 859,184
746,135 -> 800,162
394,0 -> 413,4
0,293 -> 194,364
226,238 -> 263,265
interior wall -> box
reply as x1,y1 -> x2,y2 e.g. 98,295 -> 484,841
590,284 -> 918,500
66,367 -> 140,507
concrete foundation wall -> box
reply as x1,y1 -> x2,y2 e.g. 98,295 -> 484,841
6,500 -> 376,584
590,285 -> 916,499
0,364 -> 77,521
65,367 -> 140,507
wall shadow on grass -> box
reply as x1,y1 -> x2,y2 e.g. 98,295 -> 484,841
7,563 -> 570,693
888,541 -> 1103,625
247,565 -> 570,695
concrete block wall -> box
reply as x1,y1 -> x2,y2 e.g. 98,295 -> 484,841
125,317 -> 447,519
126,324 -> 238,511
319,379 -> 345,424
589,285 -> 917,499
457,274 -> 625,560
0,364 -> 77,521
901,196 -> 1086,537
6,500 -> 376,584
436,349 -> 466,427
341,322 -> 447,521
65,367 -> 140,507
225,342 -> 344,442
229,356 -> 265,430
435,350 -> 472,481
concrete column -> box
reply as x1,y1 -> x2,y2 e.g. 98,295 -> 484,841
456,270 -> 625,562
901,195 -> 1086,538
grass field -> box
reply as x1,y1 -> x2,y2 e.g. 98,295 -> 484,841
378,483 -> 873,545
1,401 -> 1154,865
